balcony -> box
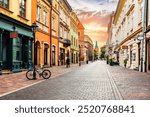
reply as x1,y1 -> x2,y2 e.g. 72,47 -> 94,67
63,39 -> 71,47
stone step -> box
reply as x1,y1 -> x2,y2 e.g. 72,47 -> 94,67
1,70 -> 11,75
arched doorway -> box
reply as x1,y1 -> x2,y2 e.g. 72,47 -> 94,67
44,44 -> 49,65
35,41 -> 40,66
52,45 -> 56,65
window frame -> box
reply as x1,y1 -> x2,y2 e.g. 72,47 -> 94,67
19,0 -> 26,18
37,6 -> 41,22
0,0 -> 9,9
43,11 -> 48,26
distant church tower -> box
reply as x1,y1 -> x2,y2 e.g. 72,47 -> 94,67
95,41 -> 99,50
94,41 -> 99,60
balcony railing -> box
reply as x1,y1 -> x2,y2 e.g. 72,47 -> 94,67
63,39 -> 71,47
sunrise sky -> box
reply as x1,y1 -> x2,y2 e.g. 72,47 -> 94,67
68,0 -> 119,47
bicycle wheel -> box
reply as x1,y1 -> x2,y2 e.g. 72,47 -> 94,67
42,69 -> 51,79
26,70 -> 37,80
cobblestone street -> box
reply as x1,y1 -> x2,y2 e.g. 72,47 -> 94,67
0,61 -> 150,100
107,65 -> 150,100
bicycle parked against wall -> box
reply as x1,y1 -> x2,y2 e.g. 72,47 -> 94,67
26,67 -> 51,80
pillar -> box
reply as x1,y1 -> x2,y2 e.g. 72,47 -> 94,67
28,38 -> 32,69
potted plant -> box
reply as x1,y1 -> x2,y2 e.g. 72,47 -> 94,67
109,58 -> 113,66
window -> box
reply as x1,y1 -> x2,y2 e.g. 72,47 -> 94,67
71,36 -> 73,45
0,0 -> 9,9
64,30 -> 67,38
60,10 -> 63,19
20,0 -> 26,17
37,6 -> 41,22
44,11 -> 47,26
52,17 -> 55,30
74,38 -> 75,46
60,27 -> 63,38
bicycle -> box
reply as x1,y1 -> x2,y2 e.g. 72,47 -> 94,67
26,67 -> 51,80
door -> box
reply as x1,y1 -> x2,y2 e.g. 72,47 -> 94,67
22,37 -> 28,68
2,31 -> 11,70
35,41 -> 40,66
52,46 -> 56,65
44,44 -> 48,65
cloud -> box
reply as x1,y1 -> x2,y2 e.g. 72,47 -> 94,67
67,0 -> 118,47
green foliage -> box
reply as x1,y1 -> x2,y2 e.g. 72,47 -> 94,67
100,46 -> 106,59
124,58 -> 128,64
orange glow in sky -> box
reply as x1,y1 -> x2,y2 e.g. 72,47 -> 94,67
68,0 -> 118,47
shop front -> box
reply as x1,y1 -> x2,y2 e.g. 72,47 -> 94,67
0,14 -> 33,73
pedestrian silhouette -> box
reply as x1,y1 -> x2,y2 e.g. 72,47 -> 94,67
66,57 -> 70,68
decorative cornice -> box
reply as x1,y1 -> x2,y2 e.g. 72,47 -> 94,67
113,0 -> 125,25
114,28 -> 142,50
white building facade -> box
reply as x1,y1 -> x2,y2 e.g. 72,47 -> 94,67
111,0 -> 144,71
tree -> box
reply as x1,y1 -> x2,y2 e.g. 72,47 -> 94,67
100,45 -> 106,59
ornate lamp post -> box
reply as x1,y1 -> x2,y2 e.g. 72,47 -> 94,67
32,22 -> 38,79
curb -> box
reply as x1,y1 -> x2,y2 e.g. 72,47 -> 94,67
106,66 -> 124,100
0,69 -> 74,98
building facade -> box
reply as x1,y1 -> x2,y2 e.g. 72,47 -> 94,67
112,0 -> 144,70
0,0 -> 33,73
32,0 -> 51,68
70,11 -> 79,64
84,35 -> 94,61
58,0 -> 72,65
106,12 -> 114,62
51,0 -> 59,66
78,20 -> 85,62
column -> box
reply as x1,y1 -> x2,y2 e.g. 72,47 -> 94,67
28,38 -> 32,69
12,37 -> 22,72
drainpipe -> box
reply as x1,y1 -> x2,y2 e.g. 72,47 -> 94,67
50,0 -> 52,67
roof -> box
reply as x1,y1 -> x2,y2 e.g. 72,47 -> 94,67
84,35 -> 93,45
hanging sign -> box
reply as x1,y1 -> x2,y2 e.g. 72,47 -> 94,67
137,35 -> 144,40
10,31 -> 18,38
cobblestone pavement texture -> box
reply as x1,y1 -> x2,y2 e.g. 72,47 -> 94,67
0,61 -> 117,100
107,65 -> 150,100
0,64 -> 79,96
1,61 -> 150,100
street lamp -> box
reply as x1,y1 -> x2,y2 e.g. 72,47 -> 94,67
137,35 -> 144,72
32,22 -> 38,79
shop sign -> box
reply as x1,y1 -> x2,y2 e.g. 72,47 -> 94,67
137,35 -> 144,40
122,46 -> 128,49
10,31 -> 18,38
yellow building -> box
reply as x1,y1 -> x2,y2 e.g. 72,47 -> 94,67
70,11 -> 79,64
58,0 -> 72,65
0,0 -> 33,72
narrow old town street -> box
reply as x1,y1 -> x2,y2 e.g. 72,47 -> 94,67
1,61 -> 150,100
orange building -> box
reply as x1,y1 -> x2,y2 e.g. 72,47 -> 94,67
51,0 -> 59,66
32,0 -> 51,67
78,20 -> 85,61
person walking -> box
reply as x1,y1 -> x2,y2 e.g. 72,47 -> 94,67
66,57 -> 70,68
